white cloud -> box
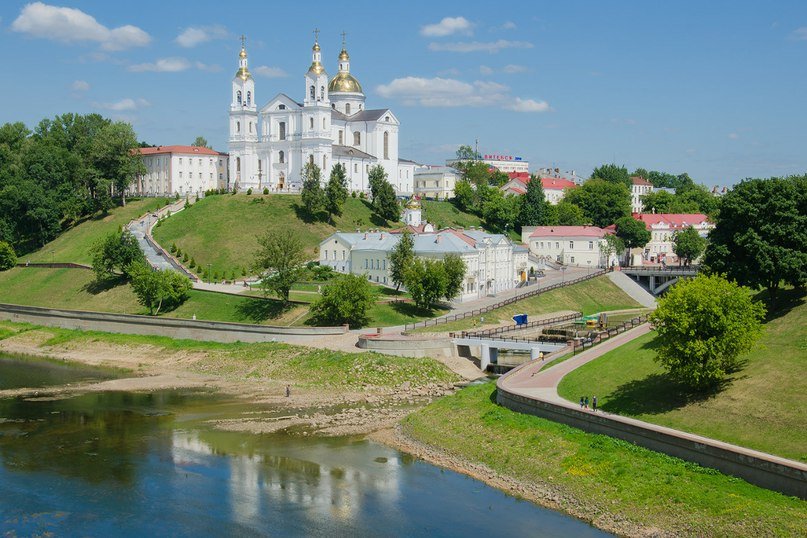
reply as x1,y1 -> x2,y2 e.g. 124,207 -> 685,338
253,65 -> 288,78
11,2 -> 150,51
421,16 -> 474,37
790,27 -> 807,40
504,97 -> 550,113
376,76 -> 548,113
428,39 -> 533,53
502,64 -> 527,74
479,65 -> 494,75
71,80 -> 90,91
93,97 -> 150,111
499,21 -> 517,30
195,61 -> 221,73
128,57 -> 191,72
728,132 -> 740,140
176,25 -> 228,48
437,67 -> 461,76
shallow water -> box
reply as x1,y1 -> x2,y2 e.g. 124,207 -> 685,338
0,354 -> 118,389
0,356 -> 610,536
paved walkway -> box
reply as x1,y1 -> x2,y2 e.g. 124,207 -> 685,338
607,271 -> 657,308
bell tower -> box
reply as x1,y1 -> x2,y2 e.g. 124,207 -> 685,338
228,35 -> 258,190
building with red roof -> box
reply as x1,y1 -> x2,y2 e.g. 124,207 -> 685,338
630,176 -> 654,213
129,145 -> 229,196
632,213 -> 713,264
521,225 -> 617,268
499,174 -> 577,204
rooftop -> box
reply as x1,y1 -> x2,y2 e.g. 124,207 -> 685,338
137,145 -> 224,156
529,226 -> 607,239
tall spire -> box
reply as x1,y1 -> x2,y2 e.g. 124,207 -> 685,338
338,30 -> 349,68
308,28 -> 325,75
235,34 -> 251,80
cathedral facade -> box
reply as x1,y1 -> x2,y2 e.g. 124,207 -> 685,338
228,36 -> 416,194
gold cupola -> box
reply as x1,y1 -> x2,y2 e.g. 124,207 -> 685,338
235,36 -> 252,80
328,38 -> 363,94
308,39 -> 325,75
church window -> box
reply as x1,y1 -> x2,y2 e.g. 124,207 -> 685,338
249,122 -> 253,133
236,157 -> 241,172
247,91 -> 251,105
236,121 -> 240,133
179,172 -> 183,178
309,154 -> 314,166
322,155 -> 327,170
309,117 -> 314,129
279,122 -> 286,140
359,105 -> 362,111
345,103 -> 351,115
310,85 -> 315,100
354,163 -> 358,173
278,151 -> 285,164
320,86 -> 325,98
338,130 -> 344,145
385,116 -> 389,122
323,118 -> 327,129
353,132 -> 361,146
278,104 -> 286,110
237,91 -> 242,104
383,132 -> 389,160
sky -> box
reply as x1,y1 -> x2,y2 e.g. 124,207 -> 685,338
1,0 -> 805,186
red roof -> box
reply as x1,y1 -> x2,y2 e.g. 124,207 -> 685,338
507,171 -> 531,181
631,176 -> 653,186
633,213 -> 710,230
136,145 -> 223,156
529,226 -> 607,238
540,177 -> 577,190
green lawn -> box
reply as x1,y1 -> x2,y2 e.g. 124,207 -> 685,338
416,275 -> 641,333
21,198 -> 170,265
152,194 -> 487,277
404,384 -> 806,536
421,200 -> 520,242
558,288 -> 807,461
365,301 -> 450,327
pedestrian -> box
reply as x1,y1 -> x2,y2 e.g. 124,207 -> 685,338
285,385 -> 291,398
592,396 -> 598,412
584,396 -> 589,409
579,396 -> 584,409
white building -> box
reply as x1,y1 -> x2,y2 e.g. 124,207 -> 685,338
446,153 -> 529,174
130,145 -> 228,196
522,225 -> 615,268
228,36 -> 416,194
319,228 -> 521,302
499,175 -> 577,205
631,176 -> 654,214
413,166 -> 460,200
633,213 -> 713,264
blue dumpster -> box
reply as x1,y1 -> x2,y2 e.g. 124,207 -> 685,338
512,314 -> 528,326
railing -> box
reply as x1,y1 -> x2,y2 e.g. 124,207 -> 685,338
404,269 -> 608,332
622,265 -> 700,275
454,311 -> 582,340
572,313 -> 650,354
17,262 -> 93,270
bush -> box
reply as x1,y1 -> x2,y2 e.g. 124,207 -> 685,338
182,252 -> 189,263
129,264 -> 191,315
351,191 -> 357,198
309,274 -> 373,328
90,231 -> 145,281
241,266 -> 247,276
263,187 -> 269,195
189,258 -> 196,269
0,241 -> 17,271
213,271 -> 219,281
175,247 -> 182,258
170,243 -> 177,254
230,270 -> 236,281
246,188 -> 253,195
359,191 -> 367,200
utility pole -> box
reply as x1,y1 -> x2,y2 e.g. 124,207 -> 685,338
474,138 -> 479,160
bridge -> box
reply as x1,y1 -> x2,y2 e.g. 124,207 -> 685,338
621,266 -> 699,295
451,335 -> 568,371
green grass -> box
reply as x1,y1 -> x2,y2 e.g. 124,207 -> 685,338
152,194 -> 487,277
0,320 -> 460,390
365,301 -> 450,327
415,275 -> 641,333
404,384 -> 806,536
421,200 -> 520,242
558,288 -> 807,461
21,198 -> 170,265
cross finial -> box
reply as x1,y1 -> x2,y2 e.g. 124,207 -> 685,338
240,34 -> 246,48
313,28 -> 320,42
341,31 -> 347,47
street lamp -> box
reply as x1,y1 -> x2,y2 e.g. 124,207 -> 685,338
561,265 -> 567,284
587,260 -> 592,275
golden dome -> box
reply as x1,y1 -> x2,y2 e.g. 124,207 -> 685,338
239,47 -> 247,59
235,66 -> 252,80
406,196 -> 421,210
328,71 -> 363,93
313,42 -> 321,52
339,48 -> 349,61
308,61 -> 325,75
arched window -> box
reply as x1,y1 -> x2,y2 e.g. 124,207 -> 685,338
236,121 -> 240,133
249,122 -> 253,133
345,103 -> 351,115
279,122 -> 286,140
385,116 -> 389,122
353,131 -> 361,146
383,131 -> 389,160
279,104 -> 286,110
236,157 -> 241,171
247,91 -> 251,105
310,85 -> 315,100
237,91 -> 242,104
322,155 -> 327,170
279,151 -> 285,164
309,154 -> 314,166
320,86 -> 325,98
309,117 -> 314,129
338,130 -> 344,145
359,104 -> 362,111
322,117 -> 327,129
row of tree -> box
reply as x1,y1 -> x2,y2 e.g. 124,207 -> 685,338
0,114 -> 145,253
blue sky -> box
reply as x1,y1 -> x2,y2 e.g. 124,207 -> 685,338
1,0 -> 805,185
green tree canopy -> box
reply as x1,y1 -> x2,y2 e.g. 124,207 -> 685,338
129,264 -> 192,315
325,163 -> 349,220
300,162 -> 325,219
309,273 -> 373,328
481,188 -> 518,232
517,176 -> 553,228
615,216 -> 651,251
90,230 -> 145,281
453,179 -> 475,212
368,164 -> 387,202
591,163 -> 631,188
404,258 -> 447,309
673,227 -> 707,266
650,274 -> 765,390
368,166 -> 400,222
0,241 -> 16,271
554,200 -> 587,225
564,179 -> 631,228
442,254 -> 467,301
703,176 -> 806,293
191,136 -> 210,148
252,229 -> 305,303
389,229 -> 414,291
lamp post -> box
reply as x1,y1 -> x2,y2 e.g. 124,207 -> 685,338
587,259 -> 592,275
561,265 -> 567,284
207,263 -> 212,284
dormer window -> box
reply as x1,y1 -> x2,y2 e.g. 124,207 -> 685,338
279,104 -> 286,110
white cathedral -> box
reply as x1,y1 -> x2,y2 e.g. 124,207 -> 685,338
228,35 -> 417,194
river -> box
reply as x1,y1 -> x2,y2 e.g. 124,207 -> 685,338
0,355 -> 609,536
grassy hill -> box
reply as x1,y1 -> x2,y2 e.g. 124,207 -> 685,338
152,194 -> 489,278
558,288 -> 806,461
21,198 -> 170,265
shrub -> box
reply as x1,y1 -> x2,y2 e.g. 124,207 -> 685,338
175,247 -> 182,258
351,191 -> 357,198
182,252 -> 189,263
230,270 -> 236,281
241,266 -> 247,276
359,191 -> 367,200
263,187 -> 269,195
170,243 -> 177,254
189,258 -> 196,269
0,241 -> 17,271
309,274 -> 373,328
213,271 -> 219,281
246,188 -> 252,195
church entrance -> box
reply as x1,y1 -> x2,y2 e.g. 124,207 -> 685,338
278,172 -> 285,190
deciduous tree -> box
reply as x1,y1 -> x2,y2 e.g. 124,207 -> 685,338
554,200 -> 587,226
615,216 -> 651,264
564,179 -> 631,228
0,241 -> 16,271
253,229 -> 305,303
325,163 -> 349,220
129,264 -> 192,315
90,230 -> 145,281
442,254 -> 467,301
673,226 -> 707,266
389,229 -> 414,291
591,163 -> 631,188
404,258 -> 447,309
309,273 -> 373,328
300,162 -> 325,219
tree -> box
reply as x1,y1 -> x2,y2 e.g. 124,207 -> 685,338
0,241 -> 16,271
453,179 -> 475,212
374,179 -> 400,223
129,264 -> 192,315
368,165 -> 387,203
90,230 -> 145,281
482,189 -> 517,232
599,234 -> 624,268
703,176 -> 806,294
442,254 -> 467,301
650,274 -> 765,390
309,274 -> 373,328
253,229 -> 305,303
300,162 -> 325,219
91,122 -> 145,206
564,179 -> 631,227
455,144 -> 480,162
325,163 -> 349,220
517,176 -> 552,228
640,190 -> 677,214
554,200 -> 587,226
389,229 -> 414,291
615,216 -> 651,264
673,226 -> 707,266
591,163 -> 631,188
191,136 -> 210,148
404,258 -> 447,309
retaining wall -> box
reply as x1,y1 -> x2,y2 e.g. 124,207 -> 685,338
357,334 -> 454,358
496,375 -> 807,499
0,303 -> 347,342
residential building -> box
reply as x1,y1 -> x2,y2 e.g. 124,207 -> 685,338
632,213 -> 714,264
522,225 -> 616,268
130,145 -> 228,196
630,176 -> 654,214
413,165 -> 459,200
446,153 -> 529,174
499,174 -> 577,204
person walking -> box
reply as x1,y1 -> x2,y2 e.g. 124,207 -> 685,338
580,396 -> 584,409
584,396 -> 589,409
592,396 -> 598,412
285,385 -> 291,398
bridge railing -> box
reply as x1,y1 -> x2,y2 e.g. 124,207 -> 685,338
404,269 -> 608,333
622,265 -> 700,275
572,313 -> 650,354
454,311 -> 582,340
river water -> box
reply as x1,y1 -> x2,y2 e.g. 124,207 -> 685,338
0,355 -> 609,536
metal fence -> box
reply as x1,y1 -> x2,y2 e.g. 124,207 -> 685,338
453,311 -> 582,340
404,269 -> 608,332
572,313 -> 650,354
